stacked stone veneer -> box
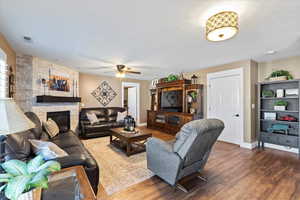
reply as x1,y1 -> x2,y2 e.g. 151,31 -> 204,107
16,54 -> 80,131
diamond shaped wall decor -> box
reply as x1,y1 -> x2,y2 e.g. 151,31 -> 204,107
91,81 -> 117,106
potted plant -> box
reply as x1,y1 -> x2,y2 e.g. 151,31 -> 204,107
190,91 -> 197,101
262,90 -> 274,98
267,70 -> 293,81
166,74 -> 179,82
274,100 -> 288,111
0,155 -> 61,200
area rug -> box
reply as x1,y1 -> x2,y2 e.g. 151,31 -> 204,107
82,137 -> 154,195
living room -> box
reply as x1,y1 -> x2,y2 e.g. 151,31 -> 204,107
0,1 -> 300,200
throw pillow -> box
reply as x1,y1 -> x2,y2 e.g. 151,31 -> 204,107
29,139 -> 68,160
86,112 -> 99,125
43,118 -> 60,138
117,111 -> 127,122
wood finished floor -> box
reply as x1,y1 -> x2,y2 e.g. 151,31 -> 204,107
96,127 -> 300,200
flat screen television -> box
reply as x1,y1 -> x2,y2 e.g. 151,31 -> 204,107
161,90 -> 182,112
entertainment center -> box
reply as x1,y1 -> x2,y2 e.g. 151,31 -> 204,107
147,79 -> 203,134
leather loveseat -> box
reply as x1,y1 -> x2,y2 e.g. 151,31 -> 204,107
79,107 -> 126,138
4,112 -> 99,194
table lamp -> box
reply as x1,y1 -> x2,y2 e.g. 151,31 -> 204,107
0,98 -> 35,162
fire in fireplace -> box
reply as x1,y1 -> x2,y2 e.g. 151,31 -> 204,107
47,111 -> 70,132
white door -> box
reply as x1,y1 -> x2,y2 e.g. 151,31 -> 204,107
207,68 -> 243,145
127,87 -> 137,120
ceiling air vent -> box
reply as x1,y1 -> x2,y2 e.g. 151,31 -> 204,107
23,36 -> 32,42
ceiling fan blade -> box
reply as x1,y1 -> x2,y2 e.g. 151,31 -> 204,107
125,71 -> 141,74
81,66 -> 112,69
81,54 -> 116,65
126,65 -> 160,70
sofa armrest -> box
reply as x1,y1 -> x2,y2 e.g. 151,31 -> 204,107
52,155 -> 87,168
80,121 -> 88,136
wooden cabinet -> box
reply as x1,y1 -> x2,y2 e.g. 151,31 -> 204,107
147,110 -> 193,134
148,79 -> 203,134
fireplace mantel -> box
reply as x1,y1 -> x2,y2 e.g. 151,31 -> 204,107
36,95 -> 81,103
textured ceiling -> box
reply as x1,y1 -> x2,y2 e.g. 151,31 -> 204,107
0,0 -> 300,80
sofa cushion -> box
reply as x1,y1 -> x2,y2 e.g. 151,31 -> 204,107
5,131 -> 32,161
92,109 -> 107,118
107,108 -> 118,116
108,116 -> 117,122
43,118 -> 60,138
25,112 -> 43,139
29,139 -> 68,160
86,112 -> 99,125
117,111 -> 127,122
50,131 -> 82,148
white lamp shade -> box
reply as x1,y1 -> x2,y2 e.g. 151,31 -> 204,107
0,98 -> 35,135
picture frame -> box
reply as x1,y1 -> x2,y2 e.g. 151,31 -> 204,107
276,89 -> 284,98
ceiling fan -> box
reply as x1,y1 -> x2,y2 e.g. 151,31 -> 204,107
116,64 -> 141,75
78,55 -> 164,78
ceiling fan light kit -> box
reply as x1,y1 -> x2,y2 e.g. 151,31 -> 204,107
206,11 -> 239,42
116,72 -> 125,78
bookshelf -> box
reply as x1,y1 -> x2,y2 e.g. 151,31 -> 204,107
257,79 -> 300,158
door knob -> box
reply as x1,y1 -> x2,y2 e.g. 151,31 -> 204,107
234,114 -> 240,117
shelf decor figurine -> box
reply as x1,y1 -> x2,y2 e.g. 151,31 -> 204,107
41,78 -> 47,96
276,89 -> 284,98
124,115 -> 136,132
191,74 -> 198,84
274,100 -> 288,111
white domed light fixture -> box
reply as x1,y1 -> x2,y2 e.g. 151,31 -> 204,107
206,11 -> 239,42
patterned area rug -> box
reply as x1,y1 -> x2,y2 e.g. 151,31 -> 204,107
82,137 -> 154,195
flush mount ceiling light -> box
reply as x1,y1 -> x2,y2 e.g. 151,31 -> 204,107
206,11 -> 239,42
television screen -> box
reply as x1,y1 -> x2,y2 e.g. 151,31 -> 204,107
161,90 -> 182,112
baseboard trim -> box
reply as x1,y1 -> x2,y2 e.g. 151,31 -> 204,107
240,141 -> 298,154
240,141 -> 258,149
138,123 -> 147,127
264,143 -> 298,154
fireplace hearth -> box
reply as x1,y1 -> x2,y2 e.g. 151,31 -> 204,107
47,111 -> 70,132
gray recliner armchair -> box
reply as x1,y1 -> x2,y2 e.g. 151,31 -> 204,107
146,119 -> 224,190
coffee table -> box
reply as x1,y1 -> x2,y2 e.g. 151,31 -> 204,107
110,128 -> 152,156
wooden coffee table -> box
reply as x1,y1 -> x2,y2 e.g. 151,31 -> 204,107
110,128 -> 152,156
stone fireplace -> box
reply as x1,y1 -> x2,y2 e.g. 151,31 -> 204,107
15,54 -> 80,132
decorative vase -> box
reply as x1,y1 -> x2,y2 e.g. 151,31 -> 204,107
18,188 -> 41,200
269,76 -> 287,81
274,106 -> 286,111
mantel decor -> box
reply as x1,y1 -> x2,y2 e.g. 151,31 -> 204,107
91,81 -> 117,106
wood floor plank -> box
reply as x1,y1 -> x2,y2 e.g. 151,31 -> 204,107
96,127 -> 300,200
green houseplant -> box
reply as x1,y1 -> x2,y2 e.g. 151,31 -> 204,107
274,100 -> 288,111
0,155 -> 61,200
262,90 -> 274,98
166,74 -> 179,82
267,70 -> 293,81
189,91 -> 197,101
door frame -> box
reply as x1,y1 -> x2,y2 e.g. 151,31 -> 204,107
207,68 -> 244,145
121,82 -> 140,125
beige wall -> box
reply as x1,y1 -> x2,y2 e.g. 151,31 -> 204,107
184,60 -> 258,143
79,73 -> 150,124
258,55 -> 300,81
0,33 -> 16,83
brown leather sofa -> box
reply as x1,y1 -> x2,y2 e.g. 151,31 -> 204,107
79,107 -> 126,138
4,112 -> 99,194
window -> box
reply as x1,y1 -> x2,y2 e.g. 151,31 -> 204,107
0,49 -> 8,98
